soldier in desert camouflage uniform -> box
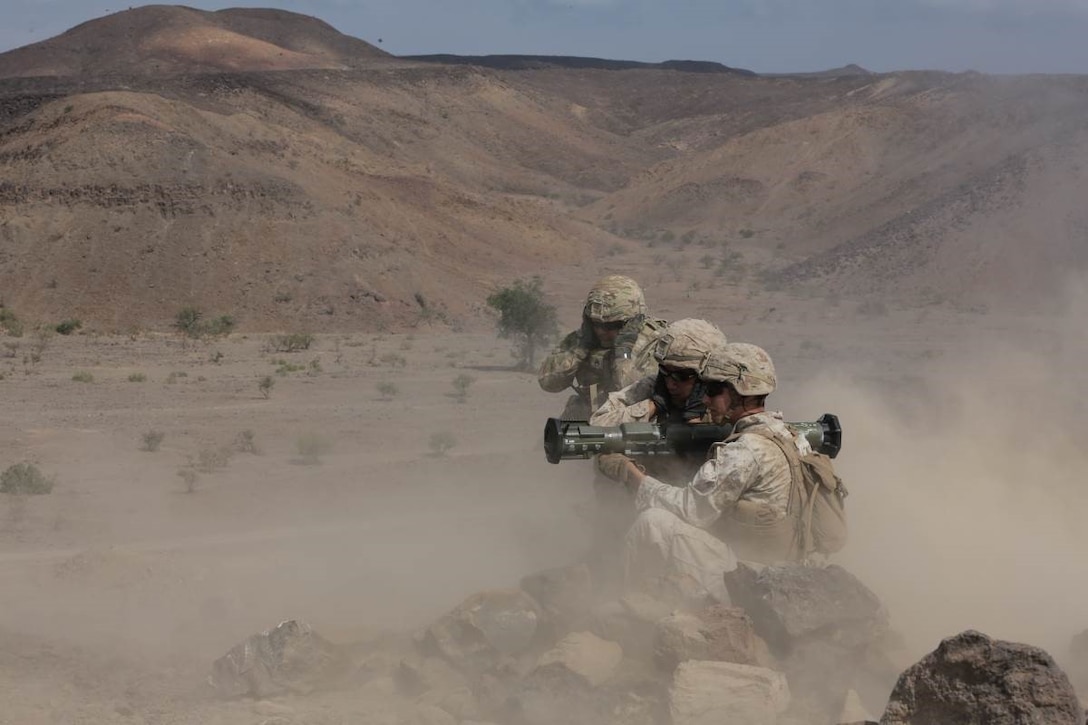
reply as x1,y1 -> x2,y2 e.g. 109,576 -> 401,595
537,275 -> 666,420
585,319 -> 728,593
599,343 -> 814,604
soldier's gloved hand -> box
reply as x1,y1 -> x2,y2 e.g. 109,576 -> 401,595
578,317 -> 597,350
612,314 -> 644,360
596,453 -> 646,492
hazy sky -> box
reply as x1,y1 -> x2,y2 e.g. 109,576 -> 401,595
2,0 -> 1087,74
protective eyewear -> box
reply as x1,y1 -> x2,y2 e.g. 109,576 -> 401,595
592,320 -> 626,331
659,366 -> 697,383
703,380 -> 730,397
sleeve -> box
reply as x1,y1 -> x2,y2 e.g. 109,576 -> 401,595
538,330 -> 589,392
633,441 -> 760,529
589,376 -> 658,425
612,320 -> 665,390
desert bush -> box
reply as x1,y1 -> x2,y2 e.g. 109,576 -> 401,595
140,430 -> 165,452
174,307 -> 203,336
275,360 -> 305,375
165,371 -> 188,384
177,468 -> 199,494
485,276 -> 558,370
193,446 -> 233,473
235,430 -> 259,454
209,350 -> 224,364
451,373 -> 476,402
379,352 -> 407,368
0,305 -> 23,337
1,463 -> 54,495
296,433 -> 331,464
268,332 -> 313,352
54,319 -> 81,335
258,375 -> 275,398
203,315 -> 236,336
376,381 -> 399,400
428,431 -> 457,457
2,341 -> 17,358
71,371 -> 94,383
128,372 -> 147,382
174,307 -> 235,338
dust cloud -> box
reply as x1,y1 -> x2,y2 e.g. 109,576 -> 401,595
788,274 -> 1088,661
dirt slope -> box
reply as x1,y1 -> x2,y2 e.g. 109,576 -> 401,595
1,6 -> 1088,333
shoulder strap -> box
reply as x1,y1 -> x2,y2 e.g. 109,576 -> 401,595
733,425 -> 814,558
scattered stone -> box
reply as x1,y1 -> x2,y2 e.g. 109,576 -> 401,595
418,590 -> 541,672
654,605 -> 773,672
881,630 -> 1083,725
534,631 -> 623,688
668,660 -> 790,725
589,593 -> 673,657
209,619 -> 349,698
519,563 -> 593,635
724,562 -> 888,653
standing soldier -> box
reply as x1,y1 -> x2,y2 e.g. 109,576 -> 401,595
538,275 -> 666,420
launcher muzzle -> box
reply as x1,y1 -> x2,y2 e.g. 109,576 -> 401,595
544,413 -> 842,464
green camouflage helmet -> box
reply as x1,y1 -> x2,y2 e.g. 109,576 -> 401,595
701,342 -> 776,396
583,275 -> 647,323
651,318 -> 727,372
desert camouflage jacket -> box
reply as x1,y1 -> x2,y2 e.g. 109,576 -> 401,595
537,317 -> 666,417
634,411 -> 809,528
590,375 -> 713,427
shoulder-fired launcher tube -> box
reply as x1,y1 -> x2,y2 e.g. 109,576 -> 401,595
543,413 -> 842,464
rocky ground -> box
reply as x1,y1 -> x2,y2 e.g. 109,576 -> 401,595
3,284 -> 1088,722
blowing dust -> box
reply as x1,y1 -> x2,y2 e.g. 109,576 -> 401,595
788,277 -> 1088,661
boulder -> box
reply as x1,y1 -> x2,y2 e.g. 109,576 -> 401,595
418,589 -> 541,673
209,619 -> 349,698
669,660 -> 790,725
881,630 -> 1083,725
654,605 -> 773,672
534,631 -> 623,688
724,562 -> 888,653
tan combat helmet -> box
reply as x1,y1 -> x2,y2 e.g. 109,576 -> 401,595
701,342 -> 776,396
651,318 -> 727,372
583,275 -> 647,323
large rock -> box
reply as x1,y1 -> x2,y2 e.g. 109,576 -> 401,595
669,660 -> 790,725
209,619 -> 349,698
724,562 -> 888,653
534,631 -> 623,688
418,589 -> 541,673
881,630 -> 1083,725
654,605 -> 773,672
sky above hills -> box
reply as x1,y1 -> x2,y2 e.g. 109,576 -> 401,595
2,0 -> 1086,74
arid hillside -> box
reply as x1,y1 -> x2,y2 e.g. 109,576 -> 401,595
1,5 -> 1087,332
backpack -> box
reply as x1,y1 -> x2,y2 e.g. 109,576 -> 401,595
743,427 -> 849,558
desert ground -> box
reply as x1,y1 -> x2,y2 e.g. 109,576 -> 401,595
4,259 -> 1088,723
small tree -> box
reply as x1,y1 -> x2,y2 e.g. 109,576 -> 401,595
451,373 -> 476,403
485,276 -> 559,370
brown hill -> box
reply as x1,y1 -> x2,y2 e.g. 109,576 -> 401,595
2,6 -> 1088,333
0,5 -> 390,79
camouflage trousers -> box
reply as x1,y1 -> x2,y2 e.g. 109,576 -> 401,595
623,508 -> 737,606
